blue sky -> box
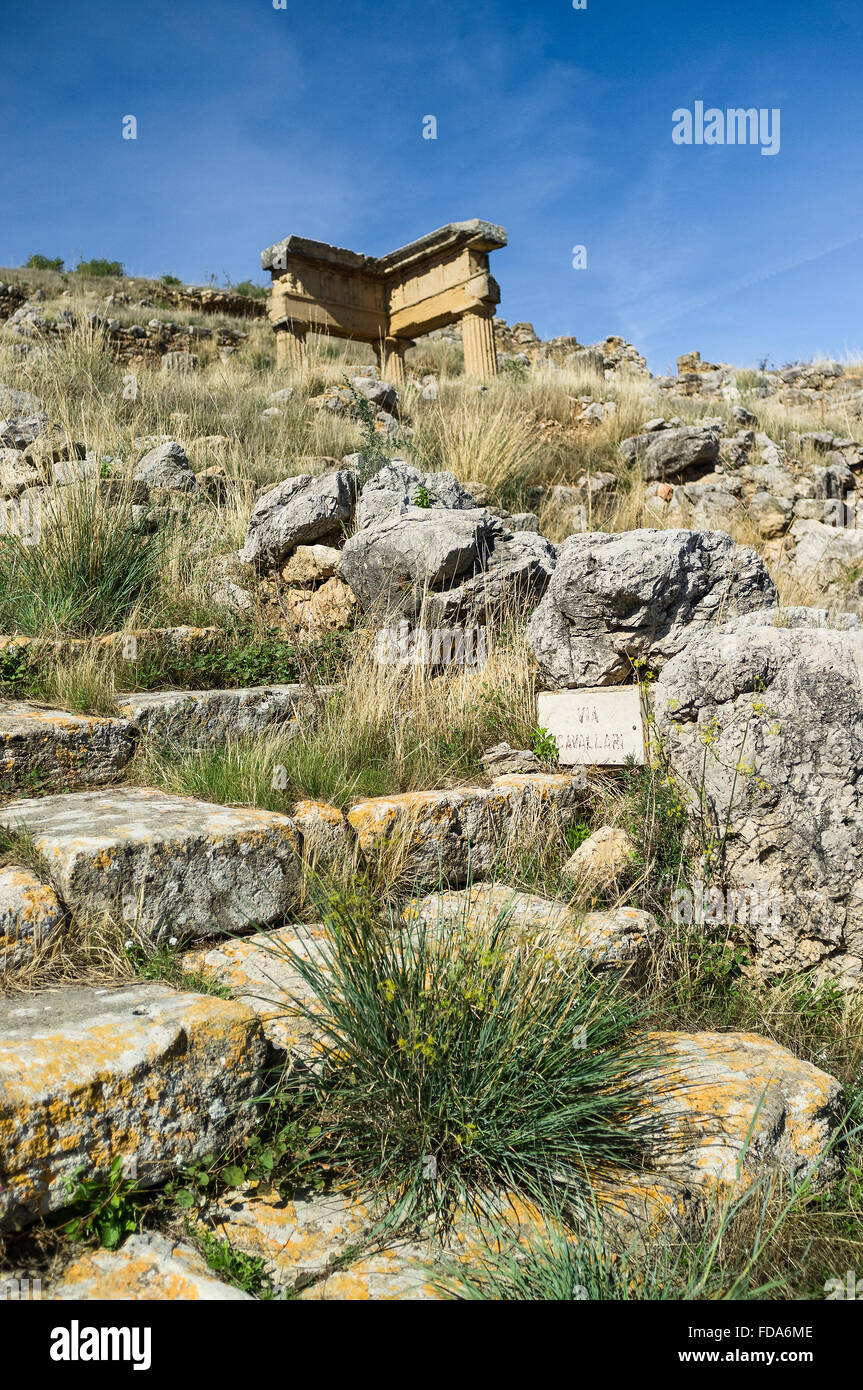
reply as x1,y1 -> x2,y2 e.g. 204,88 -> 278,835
2,0 -> 861,372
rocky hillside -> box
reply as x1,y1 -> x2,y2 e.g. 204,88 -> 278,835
1,272 -> 861,1303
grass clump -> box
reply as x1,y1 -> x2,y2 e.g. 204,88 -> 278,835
0,483 -> 166,637
274,902 -> 664,1233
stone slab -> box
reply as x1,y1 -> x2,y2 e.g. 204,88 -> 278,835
116,684 -> 319,748
48,1232 -> 254,1301
537,687 -> 645,766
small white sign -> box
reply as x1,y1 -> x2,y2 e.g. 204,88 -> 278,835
537,687 -> 646,767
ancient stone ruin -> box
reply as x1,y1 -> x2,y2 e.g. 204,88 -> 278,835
261,219 -> 506,380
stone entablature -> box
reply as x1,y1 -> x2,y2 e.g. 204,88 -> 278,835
261,220 -> 506,380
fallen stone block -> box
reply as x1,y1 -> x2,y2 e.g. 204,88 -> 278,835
0,700 -> 136,794
561,825 -> 637,889
0,787 -> 301,942
199,1186 -> 378,1292
48,1232 -> 253,1300
0,983 -> 266,1230
595,1030 -> 845,1242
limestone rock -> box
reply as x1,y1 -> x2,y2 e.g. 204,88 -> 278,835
115,684 -> 318,748
281,575 -> 357,633
0,788 -> 302,943
788,518 -> 863,589
748,491 -> 794,538
355,461 -> 478,528
0,413 -> 50,450
133,440 -> 199,493
239,470 -> 355,570
180,922 -> 329,1059
562,826 -> 636,888
527,529 -> 776,688
340,507 -> 555,625
48,1232 -> 253,1300
198,1185 -> 378,1292
0,983 -> 266,1230
404,884 -> 658,978
280,543 -> 342,585
298,1244 -> 444,1300
347,774 -> 580,887
480,742 -> 542,776
654,625 -> 863,984
596,1030 -> 844,1241
291,798 -> 351,866
620,425 -> 720,481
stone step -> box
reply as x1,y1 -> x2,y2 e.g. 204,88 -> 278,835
0,864 -> 65,970
404,885 -> 659,979
0,787 -> 301,942
181,923 -> 329,1058
346,773 -> 582,886
0,699 -> 135,794
47,1233 -> 254,1301
115,683 -> 330,748
0,982 -> 266,1231
0,626 -> 222,662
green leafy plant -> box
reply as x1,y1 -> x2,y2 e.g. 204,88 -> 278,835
61,1157 -> 143,1249
531,725 -> 559,764
414,483 -> 431,508
195,1230 -> 276,1298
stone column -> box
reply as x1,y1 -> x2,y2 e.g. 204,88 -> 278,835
376,336 -> 411,386
274,320 -> 307,370
461,310 -> 498,378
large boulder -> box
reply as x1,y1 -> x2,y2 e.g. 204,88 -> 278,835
356,461 -> 478,528
620,425 -> 720,481
527,529 -> 776,688
654,625 -> 863,985
239,470 -> 355,569
340,506 -> 554,624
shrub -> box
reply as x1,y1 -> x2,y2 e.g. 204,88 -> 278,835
25,253 -> 64,272
230,280 -> 269,300
76,257 -> 124,278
